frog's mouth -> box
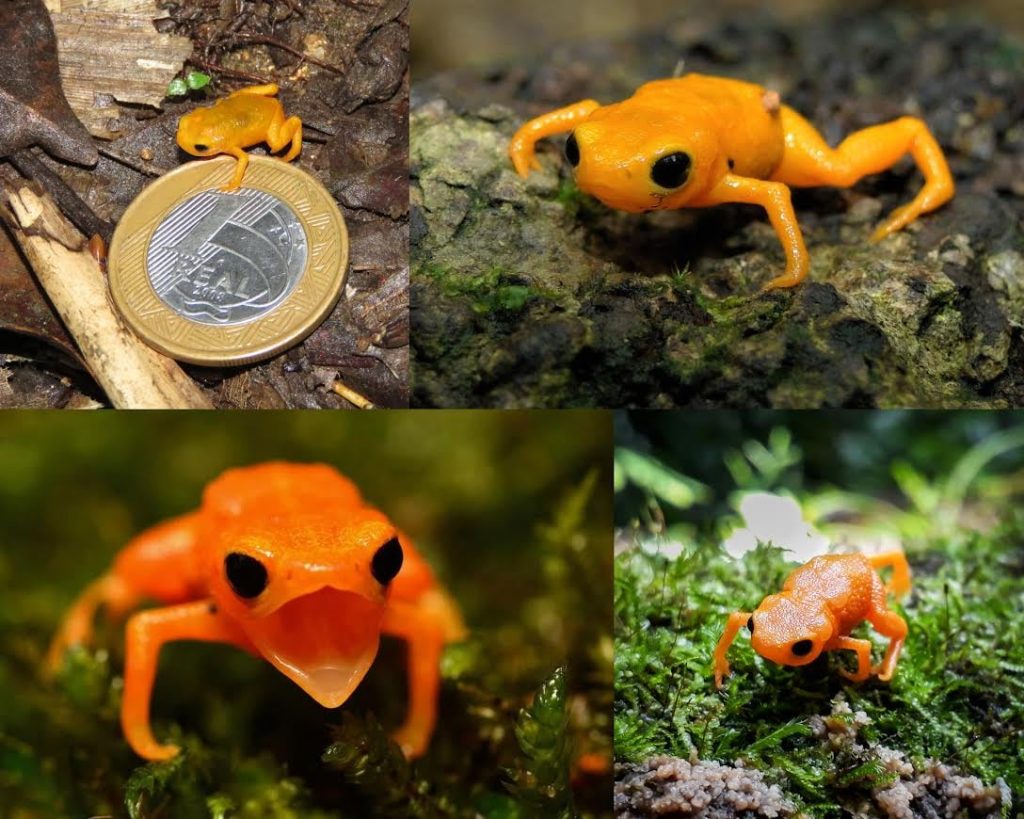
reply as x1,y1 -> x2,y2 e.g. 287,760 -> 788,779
247,587 -> 384,708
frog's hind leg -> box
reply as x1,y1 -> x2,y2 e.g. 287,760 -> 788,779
867,550 -> 912,599
267,115 -> 303,163
865,572 -> 908,682
46,573 -> 140,674
771,106 -> 954,242
231,83 -> 280,97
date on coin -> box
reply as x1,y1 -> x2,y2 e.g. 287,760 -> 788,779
108,156 -> 348,366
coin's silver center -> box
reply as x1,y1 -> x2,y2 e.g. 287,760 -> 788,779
145,188 -> 308,326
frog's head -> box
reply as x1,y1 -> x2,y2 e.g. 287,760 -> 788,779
204,507 -> 404,708
748,594 -> 833,668
564,101 -> 720,213
176,107 -> 229,157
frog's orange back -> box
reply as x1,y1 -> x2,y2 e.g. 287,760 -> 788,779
783,553 -> 877,634
632,75 -> 786,178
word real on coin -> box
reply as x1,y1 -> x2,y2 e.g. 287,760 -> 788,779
108,155 -> 348,366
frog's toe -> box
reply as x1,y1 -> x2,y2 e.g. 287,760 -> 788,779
870,204 -> 917,242
839,667 -> 868,683
392,724 -> 429,759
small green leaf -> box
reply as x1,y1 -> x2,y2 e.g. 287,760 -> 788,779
185,70 -> 212,91
166,77 -> 188,98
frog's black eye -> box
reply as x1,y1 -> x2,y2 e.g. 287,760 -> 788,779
193,143 -> 209,152
651,151 -> 692,189
565,133 -> 580,167
747,616 -> 755,634
225,552 -> 268,599
371,536 -> 404,585
791,639 -> 814,657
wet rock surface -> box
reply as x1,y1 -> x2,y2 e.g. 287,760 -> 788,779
1,0 -> 409,408
411,10 -> 1024,408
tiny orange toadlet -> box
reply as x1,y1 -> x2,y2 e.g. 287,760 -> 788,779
47,462 -> 465,761
509,74 -> 955,289
713,551 -> 910,688
176,83 -> 303,191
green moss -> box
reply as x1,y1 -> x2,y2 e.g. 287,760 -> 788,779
506,667 -> 574,819
420,263 -> 548,315
555,179 -> 586,219
615,423 -> 1024,816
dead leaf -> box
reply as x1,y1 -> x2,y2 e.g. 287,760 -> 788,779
0,220 -> 82,363
0,0 -> 97,164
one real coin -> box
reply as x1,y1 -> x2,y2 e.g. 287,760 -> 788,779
108,155 -> 348,366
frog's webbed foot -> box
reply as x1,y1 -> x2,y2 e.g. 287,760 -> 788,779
509,99 -> 600,179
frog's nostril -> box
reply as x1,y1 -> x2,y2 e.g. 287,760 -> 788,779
193,143 -> 209,152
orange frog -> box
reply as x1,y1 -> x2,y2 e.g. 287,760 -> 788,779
713,551 -> 910,688
176,83 -> 303,191
47,462 -> 465,761
509,74 -> 955,289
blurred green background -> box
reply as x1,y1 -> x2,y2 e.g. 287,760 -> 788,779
0,411 -> 613,818
616,410 -> 1024,528
412,0 -> 1023,74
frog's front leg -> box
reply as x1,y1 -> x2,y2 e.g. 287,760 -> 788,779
223,146 -> 250,191
266,115 -> 303,164
381,597 -> 453,758
771,107 -> 954,242
701,175 -> 810,290
713,610 -> 753,688
834,635 -> 873,682
509,100 -> 600,178
122,601 -> 253,760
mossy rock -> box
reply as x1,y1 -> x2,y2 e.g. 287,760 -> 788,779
411,10 -> 1024,408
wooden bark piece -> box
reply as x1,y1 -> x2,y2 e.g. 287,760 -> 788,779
43,0 -> 192,139
0,181 -> 212,409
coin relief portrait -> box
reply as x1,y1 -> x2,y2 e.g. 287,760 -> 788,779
147,188 -> 308,326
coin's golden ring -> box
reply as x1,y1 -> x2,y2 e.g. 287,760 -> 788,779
108,156 -> 348,366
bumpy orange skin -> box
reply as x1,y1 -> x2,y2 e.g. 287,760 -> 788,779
713,552 -> 910,688
47,462 -> 465,761
510,73 -> 955,289
176,83 -> 303,190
